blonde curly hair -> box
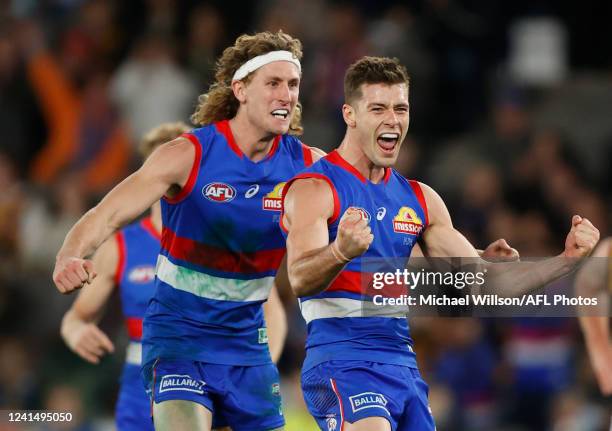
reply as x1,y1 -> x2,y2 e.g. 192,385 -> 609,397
191,31 -> 304,135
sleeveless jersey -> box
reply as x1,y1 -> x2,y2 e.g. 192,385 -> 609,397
115,217 -> 160,365
143,120 -> 313,366
282,150 -> 429,371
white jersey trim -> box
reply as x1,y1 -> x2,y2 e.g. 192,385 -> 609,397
125,341 -> 142,366
156,254 -> 274,302
300,297 -> 407,323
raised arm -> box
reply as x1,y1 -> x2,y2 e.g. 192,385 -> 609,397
53,137 -> 195,294
283,178 -> 372,297
575,238 -> 612,395
418,182 -> 599,297
60,236 -> 117,364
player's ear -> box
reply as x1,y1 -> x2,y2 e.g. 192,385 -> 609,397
342,104 -> 356,128
232,80 -> 247,104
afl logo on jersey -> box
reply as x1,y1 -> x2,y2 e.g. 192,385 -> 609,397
262,182 -> 286,211
203,182 -> 236,202
128,265 -> 156,283
393,207 -> 423,235
348,206 -> 371,222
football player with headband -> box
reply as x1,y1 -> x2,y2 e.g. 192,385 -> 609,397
53,31 -> 323,431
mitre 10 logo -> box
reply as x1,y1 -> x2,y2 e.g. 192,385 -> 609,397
262,182 -> 286,211
393,207 -> 423,235
203,182 -> 236,202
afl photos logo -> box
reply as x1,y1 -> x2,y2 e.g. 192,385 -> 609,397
262,182 -> 286,211
393,207 -> 423,235
203,182 -> 236,203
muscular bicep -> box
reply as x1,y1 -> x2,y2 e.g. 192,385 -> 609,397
418,182 -> 479,258
71,236 -> 119,322
283,178 -> 334,266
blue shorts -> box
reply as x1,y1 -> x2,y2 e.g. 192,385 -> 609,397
116,364 -> 154,431
142,358 -> 284,431
301,360 -> 435,431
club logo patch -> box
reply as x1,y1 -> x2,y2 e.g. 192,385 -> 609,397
393,207 -> 423,235
159,374 -> 206,394
348,206 -> 371,222
326,416 -> 338,431
203,182 -> 236,202
127,265 -> 156,283
348,392 -> 389,414
262,182 -> 286,211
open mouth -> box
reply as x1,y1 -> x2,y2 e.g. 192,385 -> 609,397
271,109 -> 289,120
377,132 -> 400,153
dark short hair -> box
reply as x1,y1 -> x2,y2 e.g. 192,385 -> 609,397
344,56 -> 410,104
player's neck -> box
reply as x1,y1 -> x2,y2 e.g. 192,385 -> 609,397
229,115 -> 275,162
337,139 -> 386,183
150,202 -> 162,234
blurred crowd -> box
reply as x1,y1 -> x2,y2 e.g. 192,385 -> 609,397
0,0 -> 611,430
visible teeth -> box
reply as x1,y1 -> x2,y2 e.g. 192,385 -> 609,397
380,133 -> 399,139
272,109 -> 288,118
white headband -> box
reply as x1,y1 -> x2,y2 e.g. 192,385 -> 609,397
232,50 -> 301,82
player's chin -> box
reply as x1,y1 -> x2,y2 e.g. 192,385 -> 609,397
268,116 -> 291,135
374,149 -> 398,167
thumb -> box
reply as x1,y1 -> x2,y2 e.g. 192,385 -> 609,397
341,209 -> 361,223
83,260 -> 97,282
572,215 -> 582,227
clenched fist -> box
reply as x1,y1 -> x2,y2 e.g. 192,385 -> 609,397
481,238 -> 520,262
332,207 -> 374,262
53,256 -> 97,294
563,215 -> 600,259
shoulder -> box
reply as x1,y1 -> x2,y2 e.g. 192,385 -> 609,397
143,136 -> 198,183
283,175 -> 337,223
405,180 -> 449,226
308,146 -> 327,162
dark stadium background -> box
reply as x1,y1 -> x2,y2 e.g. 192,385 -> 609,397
1,0 -> 610,430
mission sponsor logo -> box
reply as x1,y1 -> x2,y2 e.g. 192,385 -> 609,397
159,374 -> 206,394
348,392 -> 389,414
262,182 -> 286,211
127,265 -> 156,283
203,182 -> 236,203
393,207 -> 423,235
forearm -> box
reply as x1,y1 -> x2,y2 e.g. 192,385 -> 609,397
56,206 -> 118,260
484,254 -> 575,297
289,243 -> 347,297
264,307 -> 287,363
60,309 -> 88,344
580,316 -> 610,351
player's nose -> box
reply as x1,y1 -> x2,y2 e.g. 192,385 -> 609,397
276,82 -> 291,102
